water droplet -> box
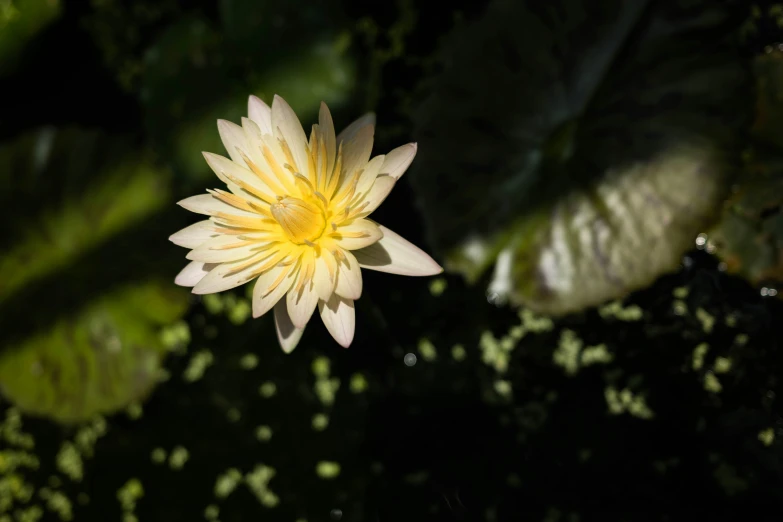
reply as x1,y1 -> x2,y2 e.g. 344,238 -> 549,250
403,353 -> 417,367
695,233 -> 707,247
330,509 -> 343,520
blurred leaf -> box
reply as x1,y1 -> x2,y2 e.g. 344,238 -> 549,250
0,128 -> 171,304
410,0 -> 751,315
0,0 -> 61,75
131,4 -> 355,181
752,50 -> 783,149
219,0 -> 343,51
0,127 -> 191,422
163,37 -> 356,179
708,52 -> 783,288
0,280 -> 188,424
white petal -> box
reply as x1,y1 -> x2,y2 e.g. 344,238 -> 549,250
248,95 -> 273,134
178,193 -> 257,218
358,174 -> 396,216
337,113 -> 376,144
313,254 -> 336,302
287,270 -> 319,329
274,300 -> 305,353
217,119 -> 249,166
192,254 -> 266,294
352,225 -> 443,276
175,261 -> 216,287
340,124 -> 374,189
187,236 -> 270,263
240,117 -> 270,164
318,295 -> 355,348
319,102 -> 337,176
354,154 -> 385,202
380,143 -> 417,179
271,94 -> 309,175
334,250 -> 362,300
169,220 -> 216,249
333,219 -> 383,250
252,263 -> 296,318
202,152 -> 276,201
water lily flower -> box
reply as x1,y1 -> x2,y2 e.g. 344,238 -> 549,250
170,95 -> 442,352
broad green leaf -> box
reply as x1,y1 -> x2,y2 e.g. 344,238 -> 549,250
0,128 -> 170,304
409,0 -> 751,315
0,281 -> 188,424
138,11 -> 355,179
0,128 -> 190,422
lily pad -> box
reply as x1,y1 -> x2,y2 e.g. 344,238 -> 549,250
708,51 -> 783,289
0,128 -> 170,304
0,128 -> 190,422
409,0 -> 751,315
0,281 -> 188,424
137,5 -> 355,179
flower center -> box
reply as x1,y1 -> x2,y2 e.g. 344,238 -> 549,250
270,196 -> 327,244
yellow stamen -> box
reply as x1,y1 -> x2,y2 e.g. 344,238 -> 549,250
325,142 -> 344,199
308,126 -> 319,189
293,173 -> 316,196
213,213 -> 276,231
318,134 -> 328,193
209,239 -> 255,250
225,250 -> 278,275
277,136 -> 299,175
208,189 -> 256,213
295,257 -> 315,294
322,251 -> 336,282
270,196 -> 327,244
237,149 -> 286,196
344,201 -> 371,222
211,224 -> 268,235
332,230 -> 370,239
246,249 -> 291,278
261,142 -> 299,194
222,170 -> 276,205
262,264 -> 294,298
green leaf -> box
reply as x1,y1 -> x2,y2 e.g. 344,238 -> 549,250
0,0 -> 61,75
138,10 -> 356,180
0,128 -> 191,422
0,280 -> 188,424
409,0 -> 751,315
708,52 -> 783,289
0,128 -> 170,305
